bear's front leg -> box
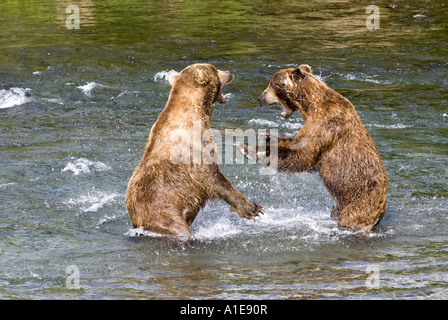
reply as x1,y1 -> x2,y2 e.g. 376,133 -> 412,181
233,131 -> 280,165
259,132 -> 293,145
230,200 -> 264,221
234,132 -> 293,167
233,142 -> 259,162
235,140 -> 318,173
208,167 -> 263,221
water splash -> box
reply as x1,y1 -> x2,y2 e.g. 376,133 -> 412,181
248,118 -> 278,127
154,70 -> 178,83
366,123 -> 411,129
125,226 -> 163,238
62,157 -> 111,176
0,87 -> 32,109
64,191 -> 119,213
77,82 -> 104,97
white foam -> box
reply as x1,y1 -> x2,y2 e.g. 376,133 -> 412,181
257,208 -> 306,227
343,73 -> 392,85
65,191 -> 119,212
265,63 -> 297,69
125,226 -> 163,238
96,214 -> 117,228
314,73 -> 326,82
29,270 -> 42,280
154,70 -> 179,83
0,87 -> 32,109
224,92 -> 234,101
366,123 -> 411,129
281,121 -> 303,130
188,205 -> 336,241
125,221 -> 241,240
62,157 -> 111,176
193,220 -> 241,240
77,82 -> 103,97
248,118 -> 278,127
112,90 -> 140,100
0,182 -> 15,189
248,118 -> 303,131
124,204 -> 388,242
43,97 -> 64,105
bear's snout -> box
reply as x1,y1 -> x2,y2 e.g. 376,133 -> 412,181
218,70 -> 234,86
258,86 -> 278,107
258,93 -> 267,107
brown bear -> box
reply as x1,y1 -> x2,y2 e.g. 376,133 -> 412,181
235,65 -> 388,232
126,63 -> 263,237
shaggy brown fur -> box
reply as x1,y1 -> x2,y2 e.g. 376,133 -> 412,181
126,63 -> 263,237
236,65 -> 388,231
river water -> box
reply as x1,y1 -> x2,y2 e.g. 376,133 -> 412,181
1,0 -> 447,299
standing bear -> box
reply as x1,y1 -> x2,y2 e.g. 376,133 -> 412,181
126,63 -> 263,237
235,65 -> 388,231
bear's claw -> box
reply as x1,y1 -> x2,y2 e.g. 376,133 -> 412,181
258,132 -> 271,144
233,142 -> 258,161
232,200 -> 264,221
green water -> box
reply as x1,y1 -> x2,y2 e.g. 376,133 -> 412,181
0,0 -> 447,299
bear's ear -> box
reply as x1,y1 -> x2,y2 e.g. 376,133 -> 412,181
279,74 -> 295,87
298,64 -> 312,74
291,68 -> 306,80
168,73 -> 179,86
193,68 -> 210,87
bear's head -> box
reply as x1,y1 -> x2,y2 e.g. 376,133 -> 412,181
169,63 -> 234,104
258,64 -> 320,119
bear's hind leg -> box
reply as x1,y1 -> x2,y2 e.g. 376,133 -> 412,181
139,215 -> 192,238
208,167 -> 263,221
336,197 -> 385,232
170,223 -> 192,237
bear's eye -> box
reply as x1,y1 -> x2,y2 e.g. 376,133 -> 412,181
277,82 -> 290,92
275,86 -> 289,100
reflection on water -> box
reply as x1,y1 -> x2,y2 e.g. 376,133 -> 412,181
0,0 -> 447,299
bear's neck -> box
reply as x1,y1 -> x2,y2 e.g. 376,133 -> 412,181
298,83 -> 352,119
165,86 -> 214,123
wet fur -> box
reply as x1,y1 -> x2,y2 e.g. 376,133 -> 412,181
238,65 -> 388,231
126,64 -> 263,237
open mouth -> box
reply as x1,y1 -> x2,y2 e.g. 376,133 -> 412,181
216,70 -> 235,103
217,91 -> 227,104
280,102 -> 293,120
216,72 -> 234,104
